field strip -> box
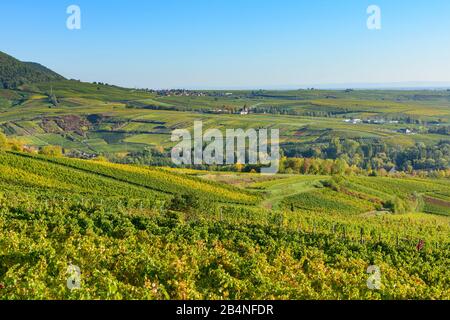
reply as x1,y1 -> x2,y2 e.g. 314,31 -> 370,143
9,152 -> 173,196
9,152 -> 257,206
260,176 -> 324,210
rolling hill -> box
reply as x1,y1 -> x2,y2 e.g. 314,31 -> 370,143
0,150 -> 449,299
0,51 -> 65,89
0,51 -> 450,300
0,151 -> 256,205
1,51 -> 450,174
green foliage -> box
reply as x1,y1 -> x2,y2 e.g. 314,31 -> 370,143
0,192 -> 448,300
321,176 -> 343,192
0,132 -> 7,150
0,51 -> 65,89
169,193 -> 201,212
0,51 -> 449,299
1,61 -> 450,173
0,152 -> 449,300
39,145 -> 63,157
384,197 -> 409,214
35,154 -> 257,204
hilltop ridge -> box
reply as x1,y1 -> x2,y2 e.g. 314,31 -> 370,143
0,51 -> 65,89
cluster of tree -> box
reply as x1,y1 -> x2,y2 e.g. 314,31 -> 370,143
39,145 -> 63,157
251,105 -> 354,117
383,194 -> 423,214
107,147 -> 174,167
279,157 -> 356,175
428,126 -> 450,136
283,138 -> 450,172
125,101 -> 178,112
4,127 -> 450,176
393,141 -> 450,171
0,132 -> 27,152
100,137 -> 450,175
0,131 -> 63,156
240,104 -> 438,126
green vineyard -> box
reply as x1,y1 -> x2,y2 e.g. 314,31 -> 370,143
2,3 -> 450,304
0,151 -> 449,299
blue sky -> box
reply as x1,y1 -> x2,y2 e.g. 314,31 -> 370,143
1,0 -> 450,89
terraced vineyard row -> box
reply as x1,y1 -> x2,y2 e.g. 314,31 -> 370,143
1,152 -> 449,299
0,153 -> 167,202
0,191 -> 449,300
8,152 -> 258,205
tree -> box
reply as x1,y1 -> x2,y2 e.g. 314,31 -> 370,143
93,156 -> 109,162
302,158 -> 312,174
332,159 -> 348,175
39,145 -> 63,157
235,163 -> 244,172
169,193 -> 201,212
327,138 -> 342,158
286,158 -> 302,173
8,138 -> 23,152
49,93 -> 59,107
319,159 -> 333,175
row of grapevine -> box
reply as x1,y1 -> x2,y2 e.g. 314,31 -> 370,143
9,152 -> 258,205
0,191 -> 448,300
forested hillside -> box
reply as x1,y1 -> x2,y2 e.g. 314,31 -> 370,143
0,51 -> 65,89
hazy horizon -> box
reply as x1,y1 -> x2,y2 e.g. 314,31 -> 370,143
4,49 -> 450,91
162,81 -> 450,91
2,0 -> 450,89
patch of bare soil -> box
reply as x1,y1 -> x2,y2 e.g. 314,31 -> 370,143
41,115 -> 90,136
424,196 -> 450,208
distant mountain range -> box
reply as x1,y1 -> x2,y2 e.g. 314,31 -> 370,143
298,82 -> 450,90
184,82 -> 450,91
0,51 -> 65,89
